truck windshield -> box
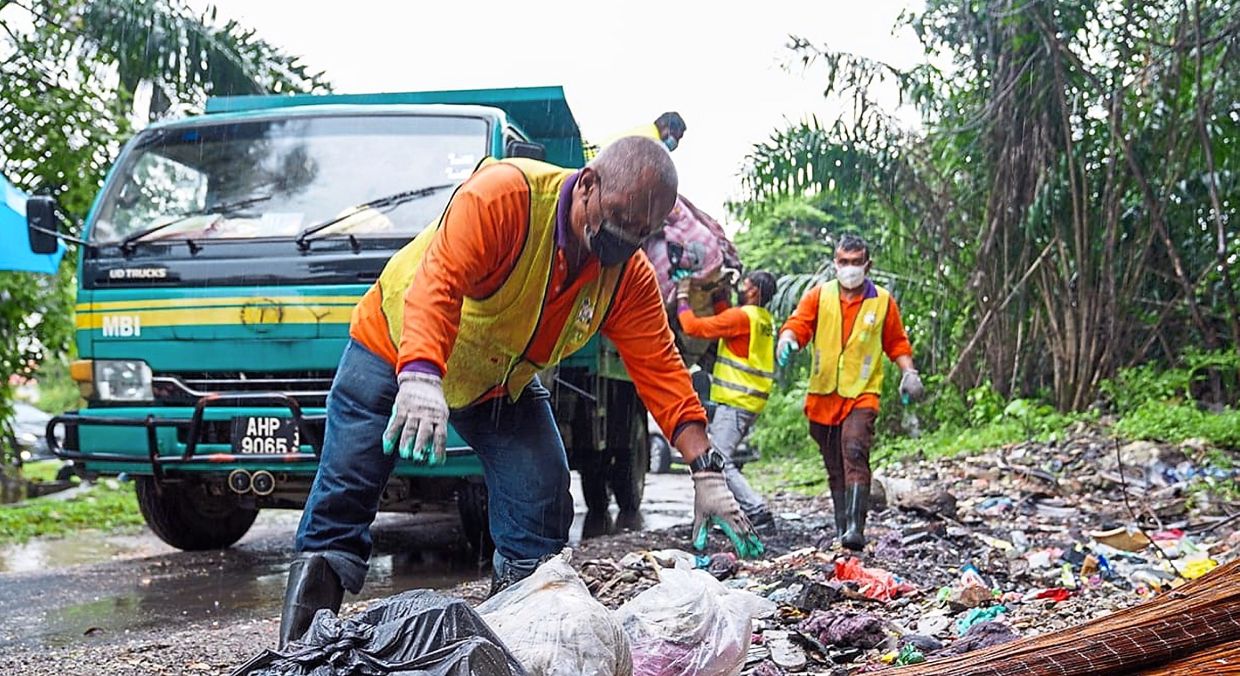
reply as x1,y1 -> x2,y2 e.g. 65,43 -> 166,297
90,114 -> 488,245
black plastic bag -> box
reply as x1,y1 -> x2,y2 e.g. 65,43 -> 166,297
234,590 -> 527,676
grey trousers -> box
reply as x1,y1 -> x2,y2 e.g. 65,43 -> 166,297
709,404 -> 769,519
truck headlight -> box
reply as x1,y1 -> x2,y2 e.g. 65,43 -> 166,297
94,360 -> 153,402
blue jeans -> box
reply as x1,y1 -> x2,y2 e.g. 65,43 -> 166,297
295,340 -> 573,593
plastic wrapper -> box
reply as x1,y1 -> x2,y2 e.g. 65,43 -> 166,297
617,565 -> 775,676
233,590 -> 526,676
478,550 -> 632,676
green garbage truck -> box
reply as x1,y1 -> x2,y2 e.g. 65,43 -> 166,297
27,86 -> 649,553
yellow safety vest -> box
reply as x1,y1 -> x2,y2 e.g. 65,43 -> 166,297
710,306 -> 776,414
808,280 -> 890,399
584,123 -> 662,160
377,158 -> 625,408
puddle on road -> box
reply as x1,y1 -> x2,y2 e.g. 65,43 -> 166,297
2,473 -> 694,648
0,530 -> 167,574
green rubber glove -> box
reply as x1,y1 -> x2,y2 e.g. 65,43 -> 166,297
776,330 -> 799,368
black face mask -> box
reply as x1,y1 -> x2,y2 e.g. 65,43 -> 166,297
585,188 -> 644,267
587,222 -> 643,267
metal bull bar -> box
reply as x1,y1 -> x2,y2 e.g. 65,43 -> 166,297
47,391 -> 477,485
45,392 -> 328,484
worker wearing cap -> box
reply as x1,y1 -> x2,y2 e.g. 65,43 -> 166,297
777,234 -> 923,551
676,270 -> 779,532
279,137 -> 763,647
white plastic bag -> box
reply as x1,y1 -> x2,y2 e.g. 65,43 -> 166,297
616,565 -> 775,676
478,550 -> 632,676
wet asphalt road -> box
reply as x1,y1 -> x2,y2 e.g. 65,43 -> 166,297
0,473 -> 694,650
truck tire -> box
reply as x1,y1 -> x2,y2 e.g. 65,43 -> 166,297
570,393 -> 611,513
457,480 -> 494,559
135,477 -> 257,551
580,460 -> 611,513
649,434 -> 672,474
606,380 -> 648,513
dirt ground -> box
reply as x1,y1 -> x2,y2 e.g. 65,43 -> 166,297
2,425 -> 1236,675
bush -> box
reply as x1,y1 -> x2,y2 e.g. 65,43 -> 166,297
1115,401 -> 1240,449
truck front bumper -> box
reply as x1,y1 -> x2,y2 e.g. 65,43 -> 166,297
46,391 -> 480,480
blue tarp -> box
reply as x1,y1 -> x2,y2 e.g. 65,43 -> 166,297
0,175 -> 65,274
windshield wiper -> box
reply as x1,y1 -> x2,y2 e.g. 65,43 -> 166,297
118,194 -> 273,254
294,183 -> 456,252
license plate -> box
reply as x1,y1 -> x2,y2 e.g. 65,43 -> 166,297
230,416 -> 300,454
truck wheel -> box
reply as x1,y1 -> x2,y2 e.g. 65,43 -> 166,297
607,381 -> 648,513
580,462 -> 611,513
135,477 -> 257,551
457,481 -> 494,558
649,434 -> 672,474
571,393 -> 611,513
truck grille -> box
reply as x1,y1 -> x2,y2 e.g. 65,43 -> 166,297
152,370 -> 334,407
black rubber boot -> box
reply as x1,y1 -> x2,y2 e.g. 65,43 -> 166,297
279,554 -> 344,648
831,489 -> 847,539
840,484 -> 870,551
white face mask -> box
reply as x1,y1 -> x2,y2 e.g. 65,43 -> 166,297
835,264 -> 867,290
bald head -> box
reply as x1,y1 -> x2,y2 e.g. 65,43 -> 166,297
568,135 -> 679,267
587,136 -> 679,235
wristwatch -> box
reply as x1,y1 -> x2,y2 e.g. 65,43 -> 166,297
690,447 -> 727,474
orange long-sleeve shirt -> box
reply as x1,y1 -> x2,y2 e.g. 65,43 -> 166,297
349,163 -> 706,438
780,283 -> 913,425
677,303 -> 752,358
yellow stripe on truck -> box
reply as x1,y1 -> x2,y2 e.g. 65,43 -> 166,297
75,295 -> 361,313
74,304 -> 355,330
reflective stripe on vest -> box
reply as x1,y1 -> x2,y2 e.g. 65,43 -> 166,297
710,305 -> 776,413
376,157 -> 624,408
807,280 -> 890,399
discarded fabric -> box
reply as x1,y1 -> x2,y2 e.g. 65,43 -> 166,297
798,610 -> 886,650
945,621 -> 1018,655
955,605 -> 1006,636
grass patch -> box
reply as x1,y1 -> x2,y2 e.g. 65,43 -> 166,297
0,480 -> 144,545
749,451 -> 826,496
1114,401 -> 1240,449
19,459 -> 69,484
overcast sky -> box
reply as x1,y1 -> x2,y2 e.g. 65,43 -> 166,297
189,1 -> 925,228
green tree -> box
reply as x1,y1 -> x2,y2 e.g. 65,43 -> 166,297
740,0 -> 1240,411
0,0 -> 330,444
732,198 -> 834,276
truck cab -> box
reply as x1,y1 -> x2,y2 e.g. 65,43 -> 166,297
34,87 -> 648,553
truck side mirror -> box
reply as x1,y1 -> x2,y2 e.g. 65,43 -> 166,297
27,196 -> 62,255
505,140 -> 546,161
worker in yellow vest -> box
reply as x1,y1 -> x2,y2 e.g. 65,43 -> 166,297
583,112 -> 687,160
279,137 -> 763,647
677,271 -> 779,532
776,235 -> 924,551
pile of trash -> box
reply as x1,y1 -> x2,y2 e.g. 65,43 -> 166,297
235,424 -> 1240,675
564,424 -> 1240,673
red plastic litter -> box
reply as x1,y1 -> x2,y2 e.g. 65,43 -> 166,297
1035,588 -> 1072,603
833,557 -> 917,602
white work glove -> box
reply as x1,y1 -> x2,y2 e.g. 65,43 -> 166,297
899,368 -> 925,403
382,372 -> 449,465
776,330 -> 800,367
692,468 -> 765,559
